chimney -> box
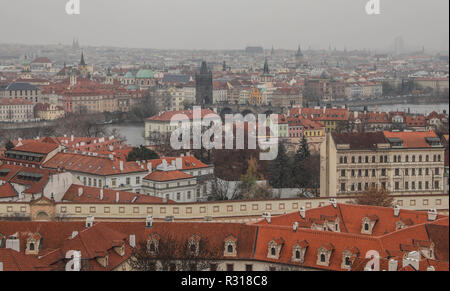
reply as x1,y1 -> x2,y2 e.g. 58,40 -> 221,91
100,188 -> 104,200
165,216 -> 174,222
147,162 -> 152,173
78,187 -> 83,197
175,157 -> 183,170
109,154 -> 114,160
329,198 -> 337,208
427,266 -> 435,271
115,192 -> 120,203
403,251 -> 420,270
109,145 -> 114,152
71,231 -> 78,239
388,259 -> 398,271
0,262 -> 3,271
428,209 -> 437,221
5,234 -> 20,252
263,212 -> 271,224
394,205 -> 400,217
86,216 -> 94,228
293,222 -> 299,232
129,234 -> 136,248
146,215 -> 153,228
71,135 -> 74,142
299,206 -> 306,219
162,196 -> 168,203
119,161 -> 124,172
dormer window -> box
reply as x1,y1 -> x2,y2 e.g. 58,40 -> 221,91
267,239 -> 284,260
291,240 -> 308,263
147,233 -> 160,255
224,235 -> 238,257
188,235 -> 201,256
341,247 -> 359,269
361,215 -> 378,235
316,243 -> 334,267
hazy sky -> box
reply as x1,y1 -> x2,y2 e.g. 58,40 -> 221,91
0,0 -> 448,51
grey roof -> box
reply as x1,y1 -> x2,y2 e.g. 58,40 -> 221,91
5,83 -> 38,91
162,74 -> 191,83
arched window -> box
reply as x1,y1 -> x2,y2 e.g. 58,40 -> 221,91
149,242 -> 156,252
295,250 -> 301,259
227,245 -> 233,253
364,223 -> 369,231
29,243 -> 35,251
320,253 -> 326,262
345,256 -> 351,266
271,247 -> 276,256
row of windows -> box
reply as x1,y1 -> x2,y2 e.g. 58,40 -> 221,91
339,154 -> 443,165
395,181 -> 440,191
340,181 -> 441,192
394,168 -> 440,176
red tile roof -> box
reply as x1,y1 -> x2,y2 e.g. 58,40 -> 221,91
144,170 -> 193,182
11,141 -> 59,155
0,249 -> 52,271
146,109 -> 216,122
0,183 -> 17,199
62,185 -> 176,204
384,130 -> 439,149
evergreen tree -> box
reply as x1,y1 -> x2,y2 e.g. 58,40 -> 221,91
126,146 -> 159,161
291,136 -> 311,187
268,142 -> 291,189
5,140 -> 14,151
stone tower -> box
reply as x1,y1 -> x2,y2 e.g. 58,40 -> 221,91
195,61 -> 213,105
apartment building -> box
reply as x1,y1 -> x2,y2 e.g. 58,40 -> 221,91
320,130 -> 445,197
0,98 -> 34,122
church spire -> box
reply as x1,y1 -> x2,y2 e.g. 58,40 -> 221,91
296,45 -> 303,57
263,58 -> 269,74
80,51 -> 86,66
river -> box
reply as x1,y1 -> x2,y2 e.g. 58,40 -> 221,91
106,124 -> 145,147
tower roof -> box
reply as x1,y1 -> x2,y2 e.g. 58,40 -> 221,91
200,61 -> 209,74
79,52 -> 86,66
296,45 -> 303,57
263,58 -> 270,74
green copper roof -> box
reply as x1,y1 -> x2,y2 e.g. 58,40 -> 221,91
136,69 -> 154,79
124,72 -> 134,78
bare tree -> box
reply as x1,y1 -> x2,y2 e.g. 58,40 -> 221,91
354,186 -> 394,208
208,177 -> 241,201
130,234 -> 218,271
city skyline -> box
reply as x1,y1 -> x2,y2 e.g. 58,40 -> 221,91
0,0 -> 448,52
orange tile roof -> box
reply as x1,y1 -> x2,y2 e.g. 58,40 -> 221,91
62,185 -> 176,204
11,141 -> 59,155
146,109 -> 216,122
0,249 -> 52,271
383,130 -> 439,149
144,170 -> 193,182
